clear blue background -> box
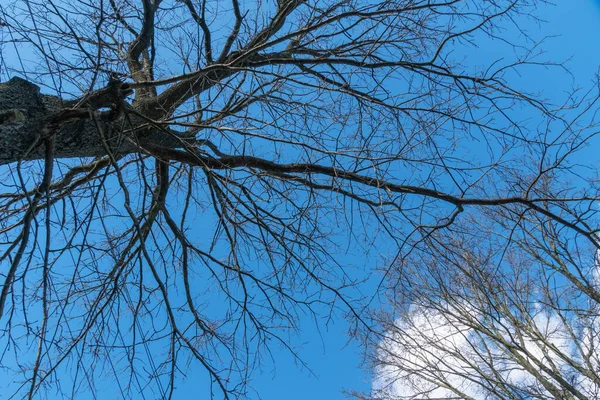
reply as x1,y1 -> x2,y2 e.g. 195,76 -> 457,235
1,2 -> 600,399
242,2 -> 600,399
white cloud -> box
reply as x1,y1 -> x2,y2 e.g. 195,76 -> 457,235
576,314 -> 600,398
372,304 -> 599,399
373,306 -> 481,399
498,310 -> 574,387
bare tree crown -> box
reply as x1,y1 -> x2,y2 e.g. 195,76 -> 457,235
0,0 -> 598,398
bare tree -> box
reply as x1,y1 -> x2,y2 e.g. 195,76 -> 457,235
0,0 -> 597,398
362,173 -> 600,398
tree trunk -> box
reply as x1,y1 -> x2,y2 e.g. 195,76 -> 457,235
0,77 -> 184,165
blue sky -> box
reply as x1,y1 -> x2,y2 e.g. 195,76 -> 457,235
242,2 -> 600,399
2,2 -> 600,400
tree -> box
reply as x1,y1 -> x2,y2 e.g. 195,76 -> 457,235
0,0 -> 597,398
364,195 -> 600,399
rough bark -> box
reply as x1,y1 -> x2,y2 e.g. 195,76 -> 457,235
0,77 -> 187,165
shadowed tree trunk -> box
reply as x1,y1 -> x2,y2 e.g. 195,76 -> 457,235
0,76 -> 191,164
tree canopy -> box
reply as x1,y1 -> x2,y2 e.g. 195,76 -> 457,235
0,0 -> 599,398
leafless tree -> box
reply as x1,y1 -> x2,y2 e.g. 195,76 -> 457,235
0,0 -> 597,398
361,172 -> 600,398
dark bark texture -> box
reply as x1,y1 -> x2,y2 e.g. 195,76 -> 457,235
0,77 -> 185,165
